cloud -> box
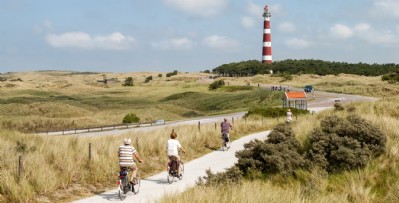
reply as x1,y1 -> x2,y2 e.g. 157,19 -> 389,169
46,32 -> 136,50
33,20 -> 53,34
164,0 -> 228,17
151,37 -> 195,50
354,23 -> 371,32
330,24 -> 354,39
285,38 -> 311,49
246,2 -> 262,16
202,35 -> 240,50
278,22 -> 296,33
373,0 -> 399,18
241,16 -> 255,28
354,23 -> 398,45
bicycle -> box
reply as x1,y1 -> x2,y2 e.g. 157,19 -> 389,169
167,156 -> 184,184
221,133 -> 230,151
118,167 -> 141,200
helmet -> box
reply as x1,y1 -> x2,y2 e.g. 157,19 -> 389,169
124,138 -> 131,145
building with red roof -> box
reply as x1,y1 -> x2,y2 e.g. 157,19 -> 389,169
282,91 -> 308,110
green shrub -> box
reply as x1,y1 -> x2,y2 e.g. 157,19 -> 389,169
222,85 -> 253,92
158,73 -> 162,77
305,115 -> 386,173
144,76 -> 153,83
334,102 -> 344,111
166,70 -> 178,77
122,77 -> 134,86
235,123 -> 306,175
122,113 -> 140,123
197,167 -> 243,187
245,107 -> 309,118
208,80 -> 225,90
381,71 -> 399,83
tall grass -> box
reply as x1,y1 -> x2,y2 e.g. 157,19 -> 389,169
0,72 -> 280,132
161,96 -> 399,203
0,116 -> 278,202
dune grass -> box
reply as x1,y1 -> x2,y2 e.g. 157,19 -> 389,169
0,114 -> 281,202
0,71 -> 282,133
161,96 -> 399,203
1,71 -> 398,202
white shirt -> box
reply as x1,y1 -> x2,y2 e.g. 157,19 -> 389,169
167,139 -> 182,156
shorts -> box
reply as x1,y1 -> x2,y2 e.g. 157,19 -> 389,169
222,133 -> 230,143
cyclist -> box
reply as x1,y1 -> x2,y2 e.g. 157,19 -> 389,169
221,118 -> 233,149
166,129 -> 185,177
118,138 -> 143,185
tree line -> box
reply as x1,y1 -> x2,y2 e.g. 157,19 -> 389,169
212,59 -> 399,76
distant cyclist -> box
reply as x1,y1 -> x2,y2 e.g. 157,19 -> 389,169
118,138 -> 143,185
221,118 -> 233,149
166,129 -> 185,177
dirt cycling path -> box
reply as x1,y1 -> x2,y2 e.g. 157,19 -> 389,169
72,131 -> 270,203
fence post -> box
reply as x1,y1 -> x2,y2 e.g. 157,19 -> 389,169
232,117 -> 234,125
75,128 -> 77,134
136,136 -> 139,152
198,121 -> 200,131
89,143 -> 92,161
62,130 -> 64,135
18,155 -> 23,182
215,122 -> 217,130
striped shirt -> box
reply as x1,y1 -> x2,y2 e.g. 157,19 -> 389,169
118,145 -> 137,167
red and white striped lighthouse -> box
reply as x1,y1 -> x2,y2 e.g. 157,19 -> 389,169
262,5 -> 272,64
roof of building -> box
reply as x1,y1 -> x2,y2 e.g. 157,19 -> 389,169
284,91 -> 307,99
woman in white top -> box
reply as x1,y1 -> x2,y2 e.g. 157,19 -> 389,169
166,129 -> 186,176
286,109 -> 294,123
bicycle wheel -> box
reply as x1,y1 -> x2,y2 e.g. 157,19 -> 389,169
167,171 -> 175,184
132,172 -> 141,194
118,178 -> 127,200
178,162 -> 184,180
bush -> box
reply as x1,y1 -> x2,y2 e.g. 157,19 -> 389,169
144,76 -> 153,83
381,71 -> 399,83
305,115 -> 386,173
122,113 -> 140,123
197,167 -> 243,187
208,80 -> 225,90
123,77 -> 134,86
166,70 -> 178,77
158,73 -> 162,77
245,107 -> 309,118
334,102 -> 344,111
235,123 -> 306,175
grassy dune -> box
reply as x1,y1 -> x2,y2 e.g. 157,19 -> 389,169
1,71 -> 398,202
161,97 -> 399,203
0,71 -> 281,133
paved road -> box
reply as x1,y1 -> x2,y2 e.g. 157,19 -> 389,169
72,131 -> 270,203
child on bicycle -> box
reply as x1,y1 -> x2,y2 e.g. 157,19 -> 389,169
118,138 -> 143,185
166,129 -> 185,177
